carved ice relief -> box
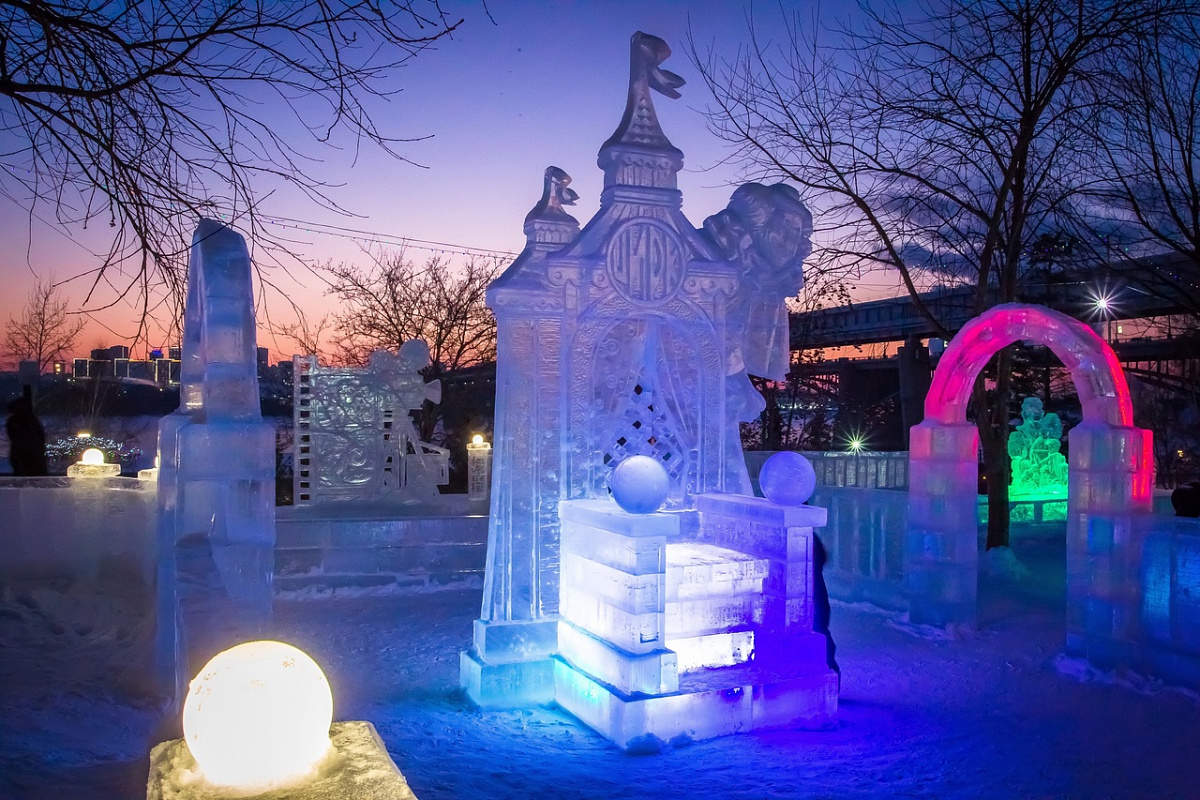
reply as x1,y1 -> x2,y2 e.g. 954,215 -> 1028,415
293,342 -> 448,506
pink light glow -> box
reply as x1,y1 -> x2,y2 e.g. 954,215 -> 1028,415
925,303 -> 1134,427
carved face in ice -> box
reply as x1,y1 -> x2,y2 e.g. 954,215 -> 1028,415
1021,397 -> 1045,422
729,183 -> 812,287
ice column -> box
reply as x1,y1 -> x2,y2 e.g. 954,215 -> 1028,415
157,219 -> 276,686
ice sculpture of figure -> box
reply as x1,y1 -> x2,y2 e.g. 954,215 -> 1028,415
292,342 -> 448,506
1008,397 -> 1068,497
462,31 -> 814,709
157,219 -> 276,689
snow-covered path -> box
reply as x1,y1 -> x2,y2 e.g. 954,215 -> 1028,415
2,535 -> 1198,799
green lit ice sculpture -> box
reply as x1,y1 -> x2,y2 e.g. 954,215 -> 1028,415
1008,397 -> 1068,498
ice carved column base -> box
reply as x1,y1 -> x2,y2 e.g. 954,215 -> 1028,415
460,618 -> 559,707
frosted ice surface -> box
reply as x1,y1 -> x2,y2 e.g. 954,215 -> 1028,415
609,455 -> 671,513
759,452 -> 816,506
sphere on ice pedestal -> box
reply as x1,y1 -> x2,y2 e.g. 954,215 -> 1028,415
182,640 -> 333,790
610,455 -> 670,514
759,451 -> 816,506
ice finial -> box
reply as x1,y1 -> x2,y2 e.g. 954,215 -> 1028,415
524,166 -> 580,227
599,32 -> 685,190
522,166 -> 581,248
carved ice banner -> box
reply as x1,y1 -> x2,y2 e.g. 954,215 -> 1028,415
293,342 -> 448,507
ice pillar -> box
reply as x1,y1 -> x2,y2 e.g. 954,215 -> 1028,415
157,219 -> 276,689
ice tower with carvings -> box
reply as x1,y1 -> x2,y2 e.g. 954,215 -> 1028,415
462,32 -> 838,748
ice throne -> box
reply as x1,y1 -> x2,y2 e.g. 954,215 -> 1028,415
461,32 -> 837,749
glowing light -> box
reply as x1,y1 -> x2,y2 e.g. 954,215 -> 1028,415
846,436 -> 866,454
80,448 -> 105,466
76,432 -> 91,439
183,641 -> 333,790
471,434 -> 484,445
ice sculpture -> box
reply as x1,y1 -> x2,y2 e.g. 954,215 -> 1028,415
293,343 -> 448,507
462,32 -> 831,741
909,303 -> 1152,629
157,220 -> 276,686
1008,397 -> 1068,497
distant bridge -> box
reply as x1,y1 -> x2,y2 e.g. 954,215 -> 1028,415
790,252 -> 1199,350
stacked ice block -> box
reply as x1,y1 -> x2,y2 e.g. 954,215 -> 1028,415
554,496 -> 837,750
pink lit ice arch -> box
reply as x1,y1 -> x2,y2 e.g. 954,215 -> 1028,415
923,302 -> 1151,503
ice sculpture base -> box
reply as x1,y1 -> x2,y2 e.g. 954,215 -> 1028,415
460,649 -> 556,707
67,462 -> 122,478
461,617 -> 560,706
554,656 -> 838,752
147,721 -> 417,799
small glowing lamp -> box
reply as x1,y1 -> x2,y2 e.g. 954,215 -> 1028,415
76,431 -> 91,439
80,448 -> 106,466
847,436 -> 866,454
472,434 -> 484,446
183,641 -> 333,790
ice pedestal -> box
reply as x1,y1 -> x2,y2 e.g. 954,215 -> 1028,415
147,721 -> 417,800
554,498 -> 836,751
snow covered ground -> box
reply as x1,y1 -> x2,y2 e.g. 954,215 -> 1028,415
2,533 -> 1199,799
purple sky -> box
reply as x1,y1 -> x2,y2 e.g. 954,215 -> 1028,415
0,1 -> 869,362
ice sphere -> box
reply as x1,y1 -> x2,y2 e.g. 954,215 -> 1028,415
609,456 -> 671,514
759,451 -> 816,506
183,640 -> 332,789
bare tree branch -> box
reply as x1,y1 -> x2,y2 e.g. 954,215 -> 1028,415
0,1 -> 462,309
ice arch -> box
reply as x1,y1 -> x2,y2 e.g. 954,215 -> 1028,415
924,303 -> 1133,427
906,303 -> 1153,630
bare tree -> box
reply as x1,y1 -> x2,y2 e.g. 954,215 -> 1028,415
693,0 -> 1182,549
1083,12 -> 1200,320
3,279 -> 85,372
323,250 -> 501,441
325,251 -> 500,373
0,1 -> 462,310
269,313 -> 336,363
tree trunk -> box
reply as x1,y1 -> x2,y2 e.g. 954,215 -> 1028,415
974,347 -> 1014,550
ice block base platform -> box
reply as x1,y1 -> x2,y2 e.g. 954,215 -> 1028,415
554,656 -> 838,752
147,721 -> 417,800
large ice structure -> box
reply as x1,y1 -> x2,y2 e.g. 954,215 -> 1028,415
157,220 -> 277,685
462,31 -> 835,747
909,303 -> 1153,629
293,343 -> 448,507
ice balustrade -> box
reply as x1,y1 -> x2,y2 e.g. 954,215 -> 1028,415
292,343 -> 448,508
462,32 -> 837,745
909,303 -> 1153,634
156,220 -> 276,689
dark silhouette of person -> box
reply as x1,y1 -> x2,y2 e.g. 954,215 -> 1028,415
811,532 -> 840,682
6,391 -> 48,476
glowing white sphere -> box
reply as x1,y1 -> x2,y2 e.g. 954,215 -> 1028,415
610,455 -> 670,514
183,641 -> 333,789
80,448 -> 105,466
759,452 -> 817,506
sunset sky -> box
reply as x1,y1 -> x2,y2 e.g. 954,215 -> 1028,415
0,0 -> 887,364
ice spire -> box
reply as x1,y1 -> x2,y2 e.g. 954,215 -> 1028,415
598,32 -> 685,190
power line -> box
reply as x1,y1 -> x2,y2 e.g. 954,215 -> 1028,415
228,214 -> 522,261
